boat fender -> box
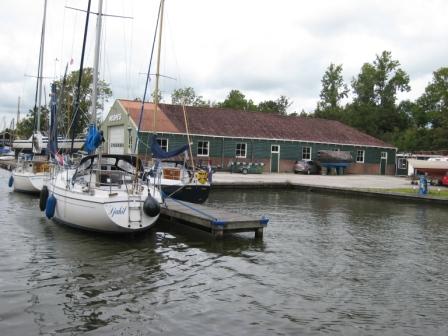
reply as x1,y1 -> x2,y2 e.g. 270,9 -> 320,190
143,195 -> 160,217
39,186 -> 49,211
8,175 -> 13,188
45,195 -> 57,219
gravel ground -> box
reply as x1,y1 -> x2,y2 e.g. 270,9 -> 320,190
212,172 -> 413,189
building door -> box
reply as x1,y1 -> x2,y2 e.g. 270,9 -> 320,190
380,151 -> 387,175
271,145 -> 280,173
108,125 -> 124,154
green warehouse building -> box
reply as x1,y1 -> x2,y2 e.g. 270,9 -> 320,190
101,99 -> 397,175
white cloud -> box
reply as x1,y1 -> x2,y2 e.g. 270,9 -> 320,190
1,0 -> 447,127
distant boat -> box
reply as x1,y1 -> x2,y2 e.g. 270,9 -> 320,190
141,0 -> 211,204
12,135 -> 84,152
145,141 -> 211,204
407,158 -> 448,176
11,0 -> 49,193
0,146 -> 14,157
317,150 -> 353,164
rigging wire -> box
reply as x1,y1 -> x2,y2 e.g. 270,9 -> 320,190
134,0 -> 162,153
70,0 -> 92,152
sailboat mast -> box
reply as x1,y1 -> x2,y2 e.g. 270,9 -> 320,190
17,96 -> 20,126
91,0 -> 103,125
36,0 -> 47,132
153,0 -> 165,132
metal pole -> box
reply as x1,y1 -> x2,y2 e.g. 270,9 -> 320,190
36,0 -> 47,132
91,0 -> 103,125
153,0 -> 165,132
16,96 -> 20,127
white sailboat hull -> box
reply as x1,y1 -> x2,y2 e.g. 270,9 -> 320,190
12,157 -> 49,193
48,169 -> 162,233
12,171 -> 46,193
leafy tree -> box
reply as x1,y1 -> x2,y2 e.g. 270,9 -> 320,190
151,88 -> 162,105
16,106 -> 49,139
171,87 -> 207,106
416,67 -> 448,129
315,63 -> 349,120
258,95 -> 292,115
397,100 -> 425,128
218,90 -> 257,111
54,67 -> 112,137
347,51 -> 410,138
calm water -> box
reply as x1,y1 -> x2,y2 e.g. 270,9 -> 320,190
1,169 -> 448,336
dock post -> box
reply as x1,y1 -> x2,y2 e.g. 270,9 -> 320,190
255,228 -> 264,239
212,228 -> 224,238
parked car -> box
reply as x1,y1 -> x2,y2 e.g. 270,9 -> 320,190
293,159 -> 319,174
442,174 -> 448,186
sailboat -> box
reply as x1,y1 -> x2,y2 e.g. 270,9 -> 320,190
44,0 -> 162,233
11,0 -> 50,193
142,0 -> 211,204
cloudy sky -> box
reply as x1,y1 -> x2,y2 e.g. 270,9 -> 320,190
1,0 -> 447,130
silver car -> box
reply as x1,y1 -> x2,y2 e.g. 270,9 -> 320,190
293,160 -> 319,174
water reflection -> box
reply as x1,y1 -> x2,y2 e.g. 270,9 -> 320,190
27,227 -> 163,334
2,168 -> 448,335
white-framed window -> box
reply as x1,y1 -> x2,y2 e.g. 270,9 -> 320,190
236,143 -> 247,158
271,145 -> 279,153
398,158 -> 407,169
302,146 -> 311,160
381,152 -> 388,160
157,138 -> 168,151
197,141 -> 209,156
356,150 -> 365,163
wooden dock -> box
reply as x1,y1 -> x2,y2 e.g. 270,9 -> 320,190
0,159 -> 16,171
160,198 -> 268,239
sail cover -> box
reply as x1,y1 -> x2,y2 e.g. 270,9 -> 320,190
47,83 -> 58,154
84,124 -> 103,154
151,135 -> 189,159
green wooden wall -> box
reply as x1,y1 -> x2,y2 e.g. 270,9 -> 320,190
137,132 -> 396,165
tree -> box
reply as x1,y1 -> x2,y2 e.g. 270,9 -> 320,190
171,87 -> 207,106
151,88 -> 163,105
54,67 -> 112,137
16,106 -> 49,139
416,67 -> 448,129
218,90 -> 257,111
258,95 -> 292,115
315,63 -> 349,120
347,51 -> 410,138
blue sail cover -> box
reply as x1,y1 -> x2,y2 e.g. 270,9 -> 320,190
151,135 -> 189,159
84,124 -> 102,154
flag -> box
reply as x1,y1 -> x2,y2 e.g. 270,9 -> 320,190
207,160 -> 213,183
55,153 -> 64,166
